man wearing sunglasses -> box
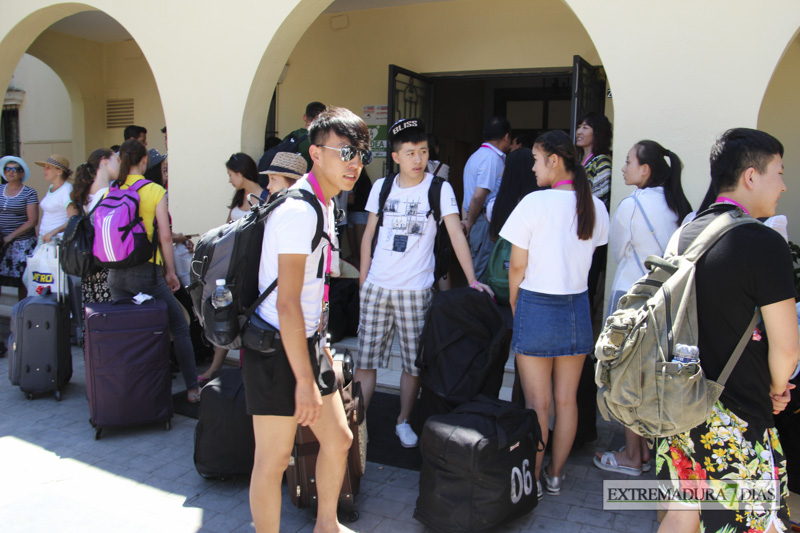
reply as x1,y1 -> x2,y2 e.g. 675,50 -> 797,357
244,107 -> 368,533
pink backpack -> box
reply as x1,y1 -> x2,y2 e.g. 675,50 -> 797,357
92,178 -> 156,268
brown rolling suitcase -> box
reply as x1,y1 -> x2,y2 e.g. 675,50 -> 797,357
285,354 -> 366,522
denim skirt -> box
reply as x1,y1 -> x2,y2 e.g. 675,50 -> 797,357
512,289 -> 593,357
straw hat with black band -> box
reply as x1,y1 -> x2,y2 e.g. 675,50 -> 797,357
35,154 -> 72,178
258,152 -> 307,181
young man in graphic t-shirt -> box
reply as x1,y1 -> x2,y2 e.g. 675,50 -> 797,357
355,118 -> 492,448
657,128 -> 799,533
243,107 -> 370,533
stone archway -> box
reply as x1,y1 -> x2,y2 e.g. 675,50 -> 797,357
759,26 -> 800,240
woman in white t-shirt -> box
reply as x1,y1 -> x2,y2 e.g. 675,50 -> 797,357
594,140 -> 692,477
35,154 -> 74,243
500,130 -> 609,500
68,148 -> 120,345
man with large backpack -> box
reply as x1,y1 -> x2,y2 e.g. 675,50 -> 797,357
244,107 -> 369,533
258,101 -> 326,174
354,118 -> 492,448
656,128 -> 798,533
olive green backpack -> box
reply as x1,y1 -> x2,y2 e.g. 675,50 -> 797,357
594,209 -> 760,440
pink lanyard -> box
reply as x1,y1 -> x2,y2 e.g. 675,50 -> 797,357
306,172 -> 332,303
481,143 -> 504,161
553,179 -> 573,188
582,153 -> 594,167
715,196 -> 750,216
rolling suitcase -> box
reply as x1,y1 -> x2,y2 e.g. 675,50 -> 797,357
84,298 -> 173,439
193,368 -> 255,479
285,353 -> 366,522
8,252 -> 72,401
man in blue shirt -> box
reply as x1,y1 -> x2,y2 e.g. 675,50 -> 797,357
461,116 -> 512,279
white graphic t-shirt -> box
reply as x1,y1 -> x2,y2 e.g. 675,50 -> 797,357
365,173 -> 458,290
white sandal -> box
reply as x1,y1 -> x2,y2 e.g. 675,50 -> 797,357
619,445 -> 651,473
593,451 -> 643,476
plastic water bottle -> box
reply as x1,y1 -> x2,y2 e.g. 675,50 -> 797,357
673,344 -> 700,365
212,279 -> 233,309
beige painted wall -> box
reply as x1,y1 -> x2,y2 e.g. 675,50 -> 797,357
0,0 -> 798,242
13,53 -> 71,143
759,35 -> 800,241
10,53 -> 73,198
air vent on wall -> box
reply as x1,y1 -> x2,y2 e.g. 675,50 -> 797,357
106,98 -> 134,128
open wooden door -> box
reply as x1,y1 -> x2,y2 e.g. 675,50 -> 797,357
569,55 -> 607,142
387,65 -> 434,174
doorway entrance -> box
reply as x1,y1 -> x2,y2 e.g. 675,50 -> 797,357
387,56 -> 607,207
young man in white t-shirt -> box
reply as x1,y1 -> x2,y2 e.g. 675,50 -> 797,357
243,107 -> 371,533
355,118 -> 492,448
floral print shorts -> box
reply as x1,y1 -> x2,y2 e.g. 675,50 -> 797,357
656,401 -> 790,533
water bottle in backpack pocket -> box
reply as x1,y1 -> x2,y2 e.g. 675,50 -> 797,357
202,280 -> 240,348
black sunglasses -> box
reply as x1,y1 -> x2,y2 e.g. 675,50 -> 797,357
317,145 -> 373,165
4,166 -> 22,173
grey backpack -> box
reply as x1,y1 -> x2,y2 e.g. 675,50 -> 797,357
594,209 -> 760,440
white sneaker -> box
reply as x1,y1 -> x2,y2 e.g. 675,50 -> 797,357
395,420 -> 418,448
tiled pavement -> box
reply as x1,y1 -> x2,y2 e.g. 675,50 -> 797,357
0,344 -> 663,532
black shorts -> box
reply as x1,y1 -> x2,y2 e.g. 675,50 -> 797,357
242,335 -> 336,417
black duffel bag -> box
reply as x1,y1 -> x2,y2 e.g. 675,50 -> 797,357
415,395 -> 543,533
193,368 -> 255,479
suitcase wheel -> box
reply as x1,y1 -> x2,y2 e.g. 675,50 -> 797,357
25,392 -> 34,400
95,428 -> 102,440
54,390 -> 61,402
165,420 -> 172,431
347,511 -> 359,522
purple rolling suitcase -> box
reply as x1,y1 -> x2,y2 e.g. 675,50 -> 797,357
8,253 -> 72,401
84,299 -> 173,439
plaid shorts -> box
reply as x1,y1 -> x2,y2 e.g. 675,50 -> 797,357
356,281 -> 432,376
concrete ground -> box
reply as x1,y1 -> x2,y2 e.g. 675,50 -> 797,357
0,343 -> 664,532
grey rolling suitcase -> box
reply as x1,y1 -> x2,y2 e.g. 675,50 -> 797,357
8,252 -> 72,401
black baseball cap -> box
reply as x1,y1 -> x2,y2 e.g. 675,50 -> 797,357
387,118 -> 425,144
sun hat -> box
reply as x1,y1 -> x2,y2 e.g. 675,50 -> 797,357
147,148 -> 167,170
35,154 -> 72,177
0,155 -> 31,182
258,152 -> 307,180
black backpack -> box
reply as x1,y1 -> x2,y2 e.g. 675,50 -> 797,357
371,174 -> 451,282
256,133 -> 309,186
188,188 -> 325,349
59,205 -> 100,277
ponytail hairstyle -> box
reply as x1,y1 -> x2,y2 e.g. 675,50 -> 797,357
225,152 -> 260,210
71,148 -> 113,207
115,139 -> 148,188
633,141 -> 693,221
534,130 -> 596,240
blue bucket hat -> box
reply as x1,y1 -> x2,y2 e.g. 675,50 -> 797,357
0,156 -> 31,182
